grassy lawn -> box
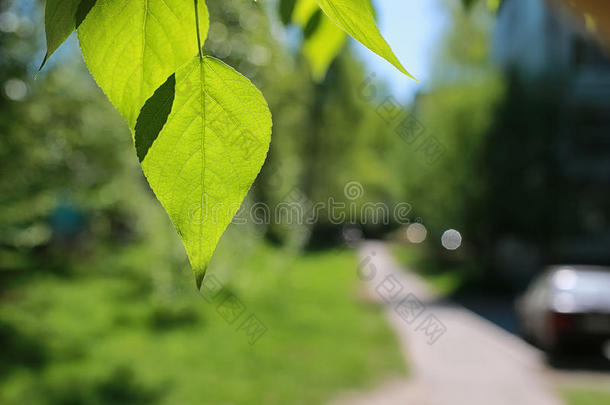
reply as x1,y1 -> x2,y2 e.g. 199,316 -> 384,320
561,388 -> 610,405
0,225 -> 405,405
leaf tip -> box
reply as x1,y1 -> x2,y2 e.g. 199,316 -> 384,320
195,267 -> 208,290
395,63 -> 417,82
407,71 -> 419,82
37,52 -> 50,75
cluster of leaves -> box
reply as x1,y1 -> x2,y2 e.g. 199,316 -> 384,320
279,0 -> 413,81
40,0 -> 411,287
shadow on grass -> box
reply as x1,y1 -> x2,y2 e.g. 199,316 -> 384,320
0,319 -> 48,378
45,366 -> 167,405
147,305 -> 202,331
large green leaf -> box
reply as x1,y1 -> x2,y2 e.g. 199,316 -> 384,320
316,0 -> 415,79
41,0 -> 95,70
77,0 -> 209,129
139,57 -> 272,288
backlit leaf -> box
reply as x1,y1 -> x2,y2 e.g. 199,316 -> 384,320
139,57 -> 272,287
77,0 -> 209,129
293,0 -> 319,25
316,0 -> 415,79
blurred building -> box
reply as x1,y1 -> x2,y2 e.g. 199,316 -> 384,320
487,0 -> 610,283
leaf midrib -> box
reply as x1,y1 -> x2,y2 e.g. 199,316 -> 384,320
199,59 -> 207,271
141,0 -> 149,122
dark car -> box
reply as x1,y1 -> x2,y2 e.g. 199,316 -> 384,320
516,265 -> 610,355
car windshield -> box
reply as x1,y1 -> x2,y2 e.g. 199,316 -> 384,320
552,268 -> 610,299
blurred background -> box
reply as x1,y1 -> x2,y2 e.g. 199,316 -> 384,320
1,0 -> 609,404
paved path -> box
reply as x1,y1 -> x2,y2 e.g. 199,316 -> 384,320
330,241 -> 564,405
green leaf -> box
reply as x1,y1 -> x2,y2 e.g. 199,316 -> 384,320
293,0 -> 319,25
294,0 -> 346,81
316,0 -> 415,79
303,9 -> 324,39
77,0 -> 209,129
139,57 -> 272,288
303,12 -> 347,81
134,74 -> 175,162
279,0 -> 298,25
40,0 -> 96,70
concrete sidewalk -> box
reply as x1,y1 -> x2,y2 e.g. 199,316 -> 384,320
330,241 -> 564,405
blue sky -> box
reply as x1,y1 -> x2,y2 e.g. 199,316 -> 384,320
354,0 -> 450,103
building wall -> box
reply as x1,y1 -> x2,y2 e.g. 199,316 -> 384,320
484,0 -> 610,283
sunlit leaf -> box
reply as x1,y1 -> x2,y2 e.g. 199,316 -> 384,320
293,0 -> 319,25
77,0 -> 209,129
316,0 -> 415,79
139,57 -> 272,287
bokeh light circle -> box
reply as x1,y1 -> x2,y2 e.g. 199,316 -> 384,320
406,223 -> 427,244
441,229 -> 462,250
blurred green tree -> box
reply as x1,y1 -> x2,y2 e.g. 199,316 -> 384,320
0,0 -> 144,273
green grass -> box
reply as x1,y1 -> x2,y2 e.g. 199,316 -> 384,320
0,229 -> 405,405
562,388 -> 610,405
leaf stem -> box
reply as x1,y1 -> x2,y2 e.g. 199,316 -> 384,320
194,0 -> 203,60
